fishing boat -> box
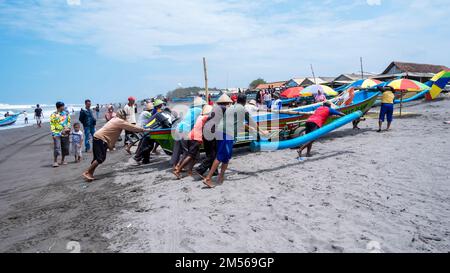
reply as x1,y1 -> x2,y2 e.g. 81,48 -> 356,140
149,89 -> 380,155
0,114 -> 20,127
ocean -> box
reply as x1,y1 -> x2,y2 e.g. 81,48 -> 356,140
0,103 -> 83,131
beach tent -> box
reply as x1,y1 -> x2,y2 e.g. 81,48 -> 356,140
428,70 -> 450,100
387,79 -> 429,92
350,79 -> 382,89
281,87 -> 304,98
300,85 -> 338,97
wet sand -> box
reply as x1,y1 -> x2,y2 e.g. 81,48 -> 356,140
0,98 -> 449,253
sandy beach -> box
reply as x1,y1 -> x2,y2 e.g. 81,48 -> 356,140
0,98 -> 449,253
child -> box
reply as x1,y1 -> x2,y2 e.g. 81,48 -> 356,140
173,105 -> 213,179
71,122 -> 84,163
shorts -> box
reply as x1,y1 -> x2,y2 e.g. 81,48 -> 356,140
53,136 -> 70,157
305,122 -> 320,134
36,116 -> 42,123
182,140 -> 201,158
379,103 -> 394,123
72,143 -> 82,157
216,134 -> 234,164
92,138 -> 108,164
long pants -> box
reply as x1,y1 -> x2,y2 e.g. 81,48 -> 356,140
134,136 -> 155,163
195,138 -> 217,176
53,136 -> 70,158
83,126 -> 96,151
170,140 -> 186,166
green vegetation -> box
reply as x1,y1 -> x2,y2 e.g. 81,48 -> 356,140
166,86 -> 221,98
249,78 -> 267,89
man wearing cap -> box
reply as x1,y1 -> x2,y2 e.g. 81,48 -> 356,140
50,101 -> 71,167
195,93 -> 233,178
297,101 -> 345,160
123,96 -> 138,149
79,99 -> 97,152
133,102 -> 156,164
377,86 -> 395,132
170,96 -> 205,170
245,99 -> 259,115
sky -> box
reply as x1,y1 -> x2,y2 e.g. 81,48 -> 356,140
0,0 -> 449,104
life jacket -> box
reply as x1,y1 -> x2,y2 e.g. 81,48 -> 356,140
307,106 -> 331,128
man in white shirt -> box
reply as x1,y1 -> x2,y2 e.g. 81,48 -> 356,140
263,91 -> 272,110
271,94 -> 282,112
123,96 -> 138,148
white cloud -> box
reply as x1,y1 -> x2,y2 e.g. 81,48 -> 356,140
0,0 -> 449,89
367,0 -> 381,6
67,0 -> 81,6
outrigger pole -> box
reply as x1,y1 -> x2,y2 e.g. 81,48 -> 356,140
360,57 -> 364,79
203,57 -> 209,104
310,64 -> 317,85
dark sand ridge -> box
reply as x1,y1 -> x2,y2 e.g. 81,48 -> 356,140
0,98 -> 449,252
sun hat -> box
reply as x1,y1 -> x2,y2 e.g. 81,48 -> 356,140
216,93 -> 233,104
202,105 -> 213,115
248,99 -> 257,106
193,96 -> 206,106
153,99 -> 165,108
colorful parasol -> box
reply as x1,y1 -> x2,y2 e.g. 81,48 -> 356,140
387,79 -> 429,92
281,87 -> 304,98
300,85 -> 338,97
428,70 -> 450,100
350,79 -> 383,89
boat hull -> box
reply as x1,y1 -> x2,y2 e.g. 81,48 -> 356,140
149,90 -> 379,154
0,114 -> 19,127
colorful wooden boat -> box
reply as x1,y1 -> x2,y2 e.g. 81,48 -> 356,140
149,90 -> 380,155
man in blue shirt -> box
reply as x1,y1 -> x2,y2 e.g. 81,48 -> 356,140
169,97 -> 205,170
79,99 -> 97,152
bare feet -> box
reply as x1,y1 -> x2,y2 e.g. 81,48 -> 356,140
52,162 -> 59,168
217,175 -> 225,185
173,166 -> 182,180
82,172 -> 94,182
202,178 -> 215,188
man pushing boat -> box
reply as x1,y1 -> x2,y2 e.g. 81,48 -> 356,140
82,109 -> 150,182
297,101 -> 345,160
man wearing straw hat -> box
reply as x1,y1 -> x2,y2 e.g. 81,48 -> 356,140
170,96 -> 206,171
203,93 -> 268,188
194,93 -> 233,178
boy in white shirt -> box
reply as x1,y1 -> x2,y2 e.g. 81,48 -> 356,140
71,122 -> 84,163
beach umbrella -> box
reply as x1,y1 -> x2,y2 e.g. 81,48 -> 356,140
428,70 -> 450,100
300,85 -> 338,97
281,87 -> 304,98
387,79 -> 429,92
350,79 -> 383,89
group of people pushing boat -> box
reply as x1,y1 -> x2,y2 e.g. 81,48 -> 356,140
47,85 -> 396,188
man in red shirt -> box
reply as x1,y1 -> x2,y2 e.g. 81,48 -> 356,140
297,101 -> 345,160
